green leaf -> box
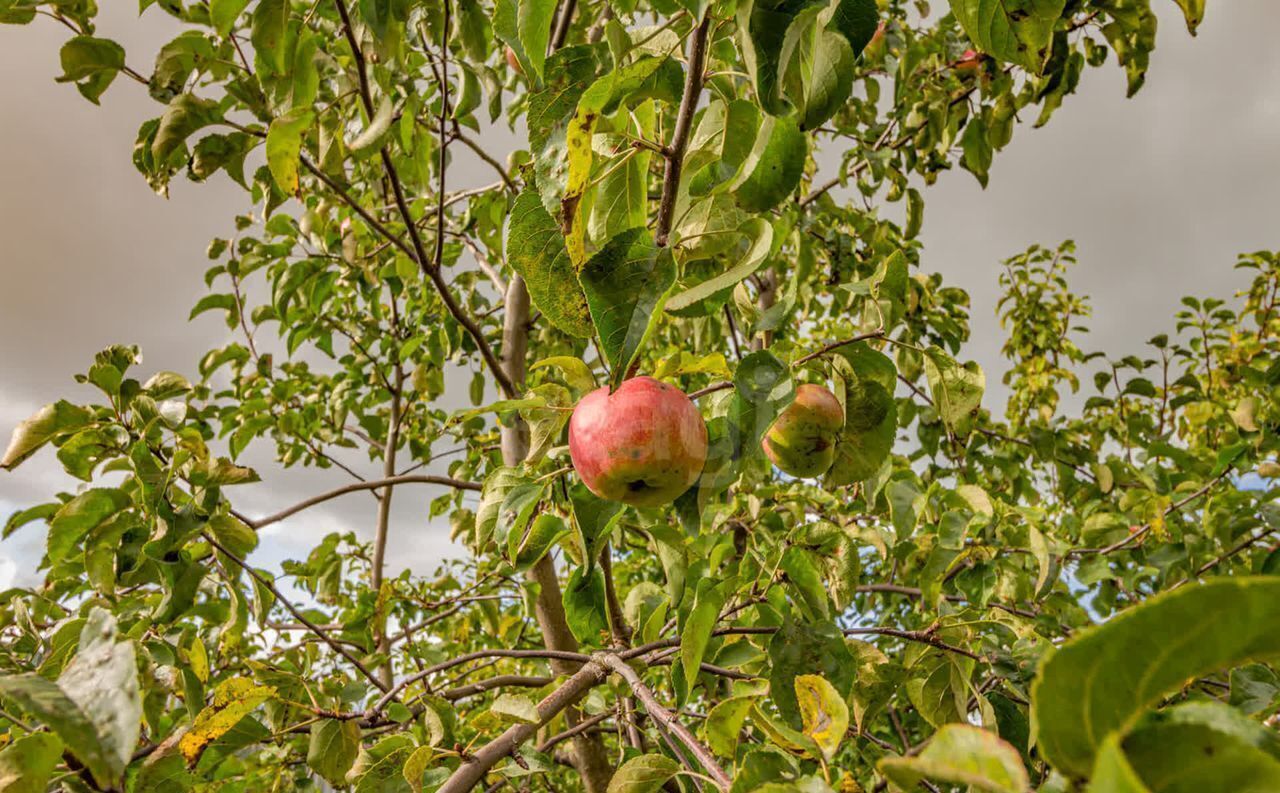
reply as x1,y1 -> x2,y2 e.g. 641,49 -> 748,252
607,754 -> 681,793
349,95 -> 394,156
589,135 -> 650,242
961,114 -> 993,187
560,56 -> 672,266
520,383 -> 574,464
736,0 -> 828,115
152,94 -> 223,166
826,0 -> 880,57
491,693 -> 542,724
704,695 -> 757,757
784,25 -> 855,131
563,565 -> 609,646
351,734 -> 415,793
1031,577 -> 1280,778
569,483 -> 623,574
56,36 -> 125,103
880,724 -> 1029,793
475,468 -> 531,548
0,608 -> 140,788
150,31 -> 214,103
527,45 -> 601,150
505,188 -> 594,338
1,401 -> 92,470
824,378 -> 896,487
686,99 -> 761,197
681,576 -> 730,689
266,108 -> 314,197
847,640 -> 902,731
667,218 -> 773,313
732,113 -> 807,211
779,547 -> 830,620
403,746 -> 435,792
1087,734 -> 1150,793
678,350 -> 792,528
494,482 -> 545,550
208,513 -> 258,558
949,0 -> 1066,72
923,346 -> 985,436
0,733 -> 63,793
250,0 -> 288,75
579,228 -> 677,389
358,0 -> 406,45
47,488 -> 131,566
512,513 -> 569,571
210,0 -> 251,37
1230,664 -> 1280,715
1105,702 -> 1280,792
767,618 -> 854,729
307,719 -> 362,787
493,0 -> 557,82
531,356 -> 598,394
795,674 -> 848,761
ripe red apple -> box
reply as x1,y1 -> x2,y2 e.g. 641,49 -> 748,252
954,48 -> 985,76
762,384 -> 844,478
568,377 -> 708,507
505,46 -> 523,76
865,20 -> 887,57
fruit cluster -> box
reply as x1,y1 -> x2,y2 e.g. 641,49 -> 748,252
568,376 -> 844,506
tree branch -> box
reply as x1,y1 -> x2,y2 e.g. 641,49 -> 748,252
367,648 -> 591,719
596,653 -> 731,790
247,474 -> 481,530
792,329 -> 886,366
654,12 -> 711,246
332,0 -> 517,398
434,659 -> 609,793
371,365 -> 404,687
203,532 -> 389,692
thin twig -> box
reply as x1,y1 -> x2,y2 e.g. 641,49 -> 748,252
204,532 -> 389,692
596,653 -> 731,790
248,474 -> 481,529
655,12 -> 712,246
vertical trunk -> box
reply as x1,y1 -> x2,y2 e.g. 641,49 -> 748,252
751,270 -> 778,351
371,365 -> 404,689
501,276 -> 614,793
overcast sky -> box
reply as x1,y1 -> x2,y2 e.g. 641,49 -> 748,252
1,2 -> 1277,588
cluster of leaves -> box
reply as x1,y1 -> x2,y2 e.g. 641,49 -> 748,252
4,0 -> 1278,792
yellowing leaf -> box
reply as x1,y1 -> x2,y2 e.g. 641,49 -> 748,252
795,674 -> 849,761
187,636 -> 209,684
179,677 -> 275,764
266,108 -> 313,196
562,56 -> 671,267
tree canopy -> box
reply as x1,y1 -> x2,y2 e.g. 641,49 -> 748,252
3,0 -> 1280,792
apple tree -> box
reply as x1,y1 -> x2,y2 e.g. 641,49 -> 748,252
4,0 -> 1280,791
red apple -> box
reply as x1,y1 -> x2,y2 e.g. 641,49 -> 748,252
954,48 -> 984,76
865,20 -> 887,56
568,377 -> 708,507
505,46 -> 523,76
762,384 -> 844,478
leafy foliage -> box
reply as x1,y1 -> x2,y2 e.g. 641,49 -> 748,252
3,1 -> 1278,793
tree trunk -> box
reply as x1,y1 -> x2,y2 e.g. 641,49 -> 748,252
501,275 -> 614,793
371,365 -> 403,689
